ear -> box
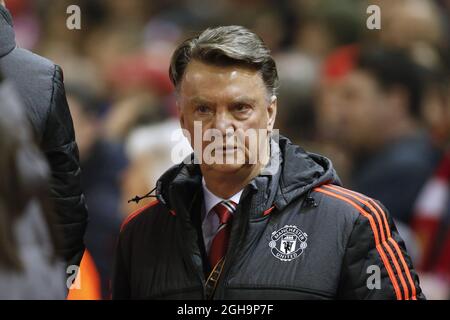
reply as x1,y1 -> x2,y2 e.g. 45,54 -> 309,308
176,99 -> 183,126
177,100 -> 190,141
267,95 -> 278,132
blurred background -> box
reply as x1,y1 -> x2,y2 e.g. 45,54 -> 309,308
3,0 -> 450,299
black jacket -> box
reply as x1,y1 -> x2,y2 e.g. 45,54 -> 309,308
0,6 -> 87,268
0,80 -> 66,299
113,135 -> 424,300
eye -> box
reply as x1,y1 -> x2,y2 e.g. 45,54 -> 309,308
195,105 -> 212,115
234,103 -> 251,113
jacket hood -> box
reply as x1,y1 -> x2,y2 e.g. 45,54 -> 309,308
154,135 -> 341,214
273,135 -> 341,210
0,6 -> 15,58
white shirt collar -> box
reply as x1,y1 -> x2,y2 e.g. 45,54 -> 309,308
202,177 -> 243,217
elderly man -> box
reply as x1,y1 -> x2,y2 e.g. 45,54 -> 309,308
112,26 -> 424,300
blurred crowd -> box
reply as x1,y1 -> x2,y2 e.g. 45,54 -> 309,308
1,0 -> 449,299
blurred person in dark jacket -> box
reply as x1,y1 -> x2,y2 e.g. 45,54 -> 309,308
0,74 -> 66,299
0,2 -> 88,270
325,46 -> 441,224
67,84 -> 128,298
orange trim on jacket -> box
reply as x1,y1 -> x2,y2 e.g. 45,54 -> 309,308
323,184 -> 417,300
66,250 -> 101,300
315,186 -> 403,299
121,199 -> 160,232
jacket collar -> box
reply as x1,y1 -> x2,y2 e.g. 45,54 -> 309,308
0,6 -> 16,58
272,135 -> 341,210
156,134 -> 341,217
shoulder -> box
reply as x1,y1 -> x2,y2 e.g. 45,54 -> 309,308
313,184 -> 393,238
0,48 -> 57,137
120,199 -> 170,234
0,47 -> 65,104
313,184 -> 390,223
2,47 -> 55,79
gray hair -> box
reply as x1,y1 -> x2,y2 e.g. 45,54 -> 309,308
169,25 -> 279,96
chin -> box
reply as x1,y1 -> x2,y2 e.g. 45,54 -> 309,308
204,162 -> 246,174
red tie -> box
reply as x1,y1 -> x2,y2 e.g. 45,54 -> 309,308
208,200 -> 236,268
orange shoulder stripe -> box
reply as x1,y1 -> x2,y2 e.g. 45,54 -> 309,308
314,186 -> 403,300
323,185 -> 411,299
323,185 -> 417,300
120,199 -> 160,232
370,199 -> 418,300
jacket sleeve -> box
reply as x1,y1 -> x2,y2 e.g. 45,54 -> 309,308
337,200 -> 425,300
41,65 -> 88,269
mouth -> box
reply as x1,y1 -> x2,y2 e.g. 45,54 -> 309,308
216,146 -> 238,154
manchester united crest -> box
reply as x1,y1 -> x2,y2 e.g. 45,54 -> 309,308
269,225 -> 308,261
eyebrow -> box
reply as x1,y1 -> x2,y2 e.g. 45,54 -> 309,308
231,96 -> 258,105
188,96 -> 258,105
188,97 -> 213,105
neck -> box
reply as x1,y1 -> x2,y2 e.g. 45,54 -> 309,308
384,118 -> 418,142
362,117 -> 419,155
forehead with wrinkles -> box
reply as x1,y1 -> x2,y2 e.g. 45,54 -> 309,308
179,60 -> 268,105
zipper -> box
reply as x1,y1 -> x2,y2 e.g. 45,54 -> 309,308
170,185 -> 207,298
177,218 -> 207,298
212,186 -> 256,299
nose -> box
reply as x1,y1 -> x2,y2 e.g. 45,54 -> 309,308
213,109 -> 235,137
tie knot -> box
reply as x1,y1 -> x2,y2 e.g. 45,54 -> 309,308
213,200 -> 236,225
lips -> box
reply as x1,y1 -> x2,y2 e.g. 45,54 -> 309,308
216,147 -> 238,154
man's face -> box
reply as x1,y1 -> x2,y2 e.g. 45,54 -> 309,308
333,69 -> 387,150
178,60 -> 277,174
